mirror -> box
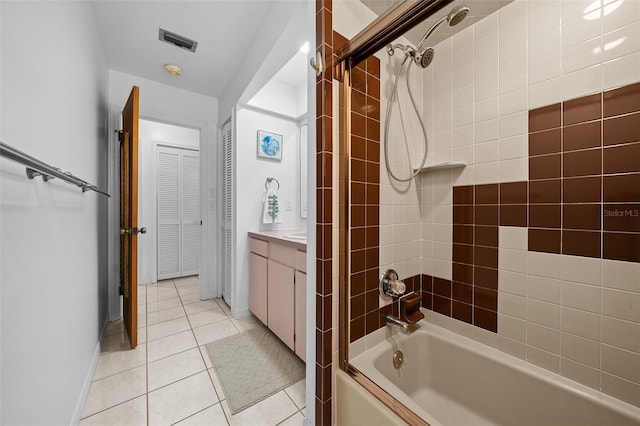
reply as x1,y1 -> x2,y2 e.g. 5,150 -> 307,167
300,123 -> 308,218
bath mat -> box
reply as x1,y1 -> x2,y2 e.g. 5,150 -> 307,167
205,326 -> 305,414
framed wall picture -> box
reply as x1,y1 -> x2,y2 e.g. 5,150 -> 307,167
257,130 -> 283,161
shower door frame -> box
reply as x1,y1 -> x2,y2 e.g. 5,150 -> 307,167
335,0 -> 452,425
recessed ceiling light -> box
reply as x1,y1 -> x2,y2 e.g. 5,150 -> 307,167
164,64 -> 182,76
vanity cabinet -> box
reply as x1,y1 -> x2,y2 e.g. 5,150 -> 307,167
267,259 -> 295,349
248,235 -> 306,361
249,238 -> 269,324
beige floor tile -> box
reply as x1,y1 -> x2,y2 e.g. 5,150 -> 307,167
148,348 -> 206,391
148,330 -> 197,363
187,307 -> 228,328
284,379 -> 306,410
80,395 -> 146,426
101,331 -> 133,353
138,327 -> 147,343
82,366 -> 146,418
200,346 -> 213,368
231,315 -> 261,332
193,319 -> 238,346
277,411 -> 305,426
184,300 -> 219,315
207,368 -> 225,401
137,311 -> 147,327
157,279 -> 175,286
147,296 -> 182,313
147,306 -> 186,326
147,316 -> 191,341
180,292 -> 202,305
147,287 -> 179,303
148,371 -> 218,426
174,275 -> 199,285
93,343 -> 146,381
176,282 -> 200,296
220,391 -> 298,426
105,319 -> 126,337
174,403 -> 228,425
216,298 -> 232,316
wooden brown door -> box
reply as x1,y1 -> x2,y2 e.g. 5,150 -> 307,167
120,86 -> 140,348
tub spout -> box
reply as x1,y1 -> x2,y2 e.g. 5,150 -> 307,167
385,315 -> 419,334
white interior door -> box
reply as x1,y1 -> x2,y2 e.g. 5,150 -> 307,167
158,146 -> 200,280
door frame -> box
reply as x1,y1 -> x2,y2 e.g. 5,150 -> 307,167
107,108 -> 217,321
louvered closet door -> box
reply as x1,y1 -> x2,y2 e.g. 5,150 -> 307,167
158,146 -> 200,280
221,121 -> 233,306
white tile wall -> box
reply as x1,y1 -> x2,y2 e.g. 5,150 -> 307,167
422,0 -> 640,405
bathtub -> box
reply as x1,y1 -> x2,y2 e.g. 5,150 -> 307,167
350,320 -> 640,426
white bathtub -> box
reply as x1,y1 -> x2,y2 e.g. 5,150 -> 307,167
351,321 -> 640,426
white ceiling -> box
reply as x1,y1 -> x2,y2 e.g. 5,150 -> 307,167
93,1 -> 273,98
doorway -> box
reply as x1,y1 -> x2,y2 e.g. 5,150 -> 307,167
138,120 -> 201,285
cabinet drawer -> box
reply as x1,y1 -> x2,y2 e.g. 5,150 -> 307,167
269,242 -> 297,269
249,238 -> 269,257
295,250 -> 306,273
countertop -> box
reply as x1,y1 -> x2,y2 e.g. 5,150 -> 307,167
248,229 -> 307,251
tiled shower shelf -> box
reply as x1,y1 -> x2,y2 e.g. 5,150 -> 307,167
414,161 -> 467,172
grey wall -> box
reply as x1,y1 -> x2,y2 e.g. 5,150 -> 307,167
0,1 -> 109,424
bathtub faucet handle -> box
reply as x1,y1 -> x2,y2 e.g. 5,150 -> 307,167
380,269 -> 406,298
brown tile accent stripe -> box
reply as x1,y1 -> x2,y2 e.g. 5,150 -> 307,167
315,1 -> 333,423
344,24 -> 382,350
524,82 -> 640,262
449,185 -> 500,332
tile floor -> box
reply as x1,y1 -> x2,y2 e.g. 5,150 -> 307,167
80,276 -> 306,425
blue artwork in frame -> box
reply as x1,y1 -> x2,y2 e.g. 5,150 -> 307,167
257,130 -> 283,161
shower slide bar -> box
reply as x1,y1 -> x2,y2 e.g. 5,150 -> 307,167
0,141 -> 110,197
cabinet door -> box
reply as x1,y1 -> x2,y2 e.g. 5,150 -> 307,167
267,259 -> 295,350
249,253 -> 268,325
294,271 -> 306,361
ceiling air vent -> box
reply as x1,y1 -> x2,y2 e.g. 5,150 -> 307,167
159,28 -> 198,53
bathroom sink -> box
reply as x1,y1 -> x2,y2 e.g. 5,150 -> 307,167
283,231 -> 307,240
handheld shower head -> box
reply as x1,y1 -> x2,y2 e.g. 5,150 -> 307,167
416,48 -> 434,68
417,5 -> 470,52
447,6 -> 470,27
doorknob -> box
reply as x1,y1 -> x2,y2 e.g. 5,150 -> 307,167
120,227 -> 147,235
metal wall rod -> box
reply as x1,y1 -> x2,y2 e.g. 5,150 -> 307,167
0,141 -> 111,197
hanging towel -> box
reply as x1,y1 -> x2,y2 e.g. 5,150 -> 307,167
263,189 -> 284,224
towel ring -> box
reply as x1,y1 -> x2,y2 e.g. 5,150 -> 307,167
265,177 -> 280,191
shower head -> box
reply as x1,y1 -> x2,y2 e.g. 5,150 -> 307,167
415,47 -> 435,68
447,6 -> 470,27
417,5 -> 470,52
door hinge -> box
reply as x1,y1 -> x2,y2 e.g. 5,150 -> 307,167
117,130 -> 124,144
119,284 -> 124,296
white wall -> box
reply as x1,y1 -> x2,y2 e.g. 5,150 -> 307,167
233,107 -> 301,317
248,80 -> 298,118
108,70 -> 219,314
0,2 -> 109,424
138,120 -> 200,285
